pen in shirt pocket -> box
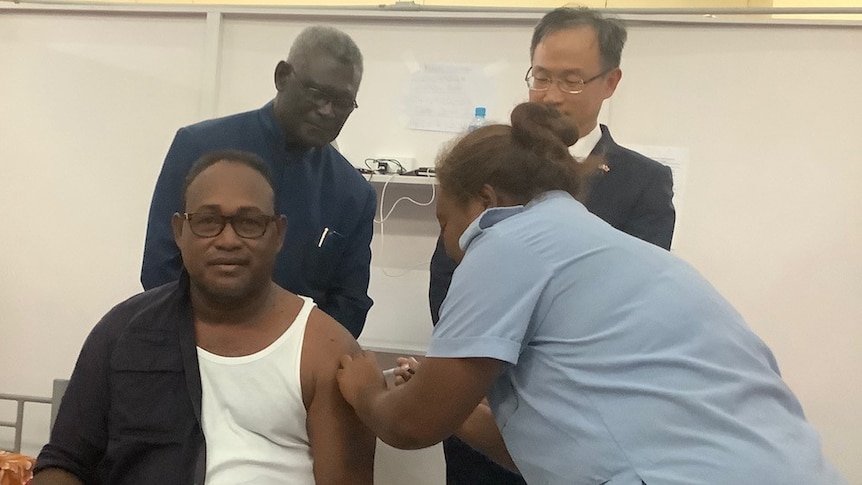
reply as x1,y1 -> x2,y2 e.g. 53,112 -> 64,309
317,227 -> 343,248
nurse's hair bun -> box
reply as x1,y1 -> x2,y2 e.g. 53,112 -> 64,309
510,102 -> 579,164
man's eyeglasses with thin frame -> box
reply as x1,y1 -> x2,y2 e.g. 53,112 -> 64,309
182,212 -> 278,239
291,72 -> 358,113
524,66 -> 612,95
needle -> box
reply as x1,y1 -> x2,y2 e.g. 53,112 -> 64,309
382,359 -> 418,377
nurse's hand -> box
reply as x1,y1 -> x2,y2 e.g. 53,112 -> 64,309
337,350 -> 386,408
393,356 -> 421,386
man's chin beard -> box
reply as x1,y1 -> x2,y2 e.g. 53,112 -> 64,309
193,280 -> 261,308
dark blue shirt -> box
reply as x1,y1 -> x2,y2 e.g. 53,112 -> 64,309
141,102 -> 375,337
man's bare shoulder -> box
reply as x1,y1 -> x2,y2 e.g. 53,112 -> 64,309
306,308 -> 362,355
301,306 -> 376,485
301,306 -> 362,384
271,288 -> 357,357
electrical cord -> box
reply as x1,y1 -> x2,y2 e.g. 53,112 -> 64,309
364,157 -> 406,175
364,158 -> 383,173
374,175 -> 436,224
371,172 -> 436,277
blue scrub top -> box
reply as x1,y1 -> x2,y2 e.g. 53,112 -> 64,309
428,190 -> 845,485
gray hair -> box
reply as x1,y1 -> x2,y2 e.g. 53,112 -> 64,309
530,7 -> 627,71
287,25 -> 364,78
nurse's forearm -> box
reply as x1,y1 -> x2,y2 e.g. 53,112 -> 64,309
345,356 -> 504,451
455,401 -> 519,473
351,385 -> 454,450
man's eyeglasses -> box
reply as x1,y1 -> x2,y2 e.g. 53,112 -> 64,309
524,66 -> 612,95
292,72 -> 358,113
182,212 -> 278,239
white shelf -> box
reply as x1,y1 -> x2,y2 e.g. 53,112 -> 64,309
364,174 -> 437,185
359,341 -> 428,356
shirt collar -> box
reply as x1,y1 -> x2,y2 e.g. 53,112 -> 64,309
458,205 -> 523,251
457,190 -> 572,251
568,124 -> 602,162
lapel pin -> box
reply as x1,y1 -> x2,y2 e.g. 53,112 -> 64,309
599,164 -> 610,173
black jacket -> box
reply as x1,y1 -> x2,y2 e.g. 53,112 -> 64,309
35,276 -> 206,485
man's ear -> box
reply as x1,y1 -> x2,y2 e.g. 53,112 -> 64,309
274,61 -> 293,92
275,215 -> 287,251
171,212 -> 184,245
602,67 -> 622,100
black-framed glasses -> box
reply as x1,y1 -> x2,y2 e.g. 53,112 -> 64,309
524,66 -> 612,95
291,72 -> 358,113
182,212 -> 278,239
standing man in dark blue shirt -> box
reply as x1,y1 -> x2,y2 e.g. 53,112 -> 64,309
429,7 -> 675,484
142,25 -> 375,337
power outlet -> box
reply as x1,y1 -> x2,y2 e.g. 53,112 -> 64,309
374,156 -> 416,174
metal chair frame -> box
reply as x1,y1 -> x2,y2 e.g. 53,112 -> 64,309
0,393 -> 51,453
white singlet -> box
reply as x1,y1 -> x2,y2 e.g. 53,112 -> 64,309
197,295 -> 315,485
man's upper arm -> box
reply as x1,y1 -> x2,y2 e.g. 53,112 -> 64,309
141,128 -> 199,289
31,468 -> 85,485
35,325 -> 112,483
319,186 -> 375,338
305,315 -> 375,485
624,162 -> 675,250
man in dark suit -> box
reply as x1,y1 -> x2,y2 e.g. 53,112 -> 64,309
429,7 -> 675,484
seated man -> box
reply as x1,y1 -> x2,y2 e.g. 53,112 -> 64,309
33,150 -> 375,485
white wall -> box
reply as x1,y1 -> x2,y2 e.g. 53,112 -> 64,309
1,6 -> 860,483
614,22 -> 862,475
0,5 -> 207,460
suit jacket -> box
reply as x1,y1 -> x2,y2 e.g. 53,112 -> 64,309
429,124 -> 675,323
583,124 -> 675,251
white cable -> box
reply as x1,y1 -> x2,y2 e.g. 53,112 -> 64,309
371,173 -> 437,278
373,175 -> 436,224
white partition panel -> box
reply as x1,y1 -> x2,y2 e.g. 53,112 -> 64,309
611,23 -> 862,476
0,8 -> 207,453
